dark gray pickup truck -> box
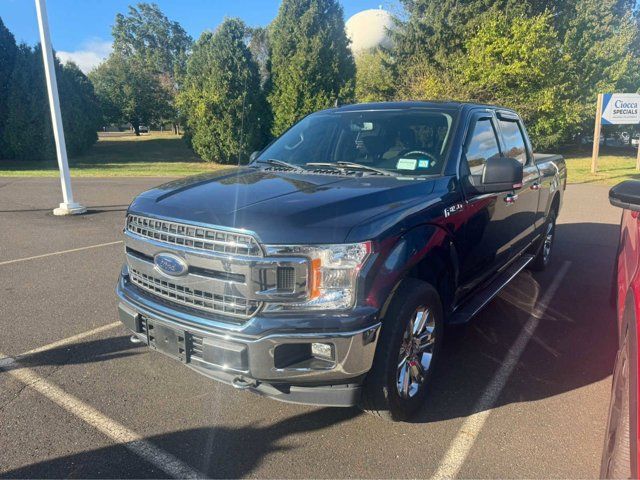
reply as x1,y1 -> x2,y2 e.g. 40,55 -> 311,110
117,101 -> 566,420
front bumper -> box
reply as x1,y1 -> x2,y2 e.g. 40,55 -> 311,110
117,275 -> 381,407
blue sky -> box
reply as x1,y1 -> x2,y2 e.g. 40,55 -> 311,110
0,0 -> 401,72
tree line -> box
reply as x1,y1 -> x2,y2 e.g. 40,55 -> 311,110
89,0 -> 356,163
0,18 -> 100,161
0,0 -> 638,162
385,0 -> 640,150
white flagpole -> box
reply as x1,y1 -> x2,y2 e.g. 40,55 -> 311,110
34,0 -> 86,215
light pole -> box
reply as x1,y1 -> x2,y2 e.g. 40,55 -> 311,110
35,0 -> 86,215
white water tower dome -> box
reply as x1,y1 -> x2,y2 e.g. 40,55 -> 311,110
345,8 -> 394,54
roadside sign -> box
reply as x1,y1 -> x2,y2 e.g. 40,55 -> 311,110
602,93 -> 640,125
592,93 -> 640,174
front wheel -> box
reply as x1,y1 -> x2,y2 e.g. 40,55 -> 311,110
359,279 -> 443,421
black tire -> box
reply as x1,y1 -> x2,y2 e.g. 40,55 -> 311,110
528,210 -> 557,272
359,278 -> 443,421
601,328 -> 632,479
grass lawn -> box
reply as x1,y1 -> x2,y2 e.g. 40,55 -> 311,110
564,148 -> 640,186
0,132 -> 228,177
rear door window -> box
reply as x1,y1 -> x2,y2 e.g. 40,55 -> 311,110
498,118 -> 528,164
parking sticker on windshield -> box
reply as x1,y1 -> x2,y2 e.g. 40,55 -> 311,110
417,159 -> 430,168
397,158 -> 417,170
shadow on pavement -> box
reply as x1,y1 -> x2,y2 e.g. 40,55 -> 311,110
15,336 -> 141,368
1,408 -> 360,479
411,221 -> 619,423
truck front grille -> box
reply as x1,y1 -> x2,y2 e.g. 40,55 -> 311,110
127,214 -> 262,257
129,267 -> 260,319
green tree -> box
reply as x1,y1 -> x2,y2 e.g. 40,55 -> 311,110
268,0 -> 355,136
4,45 -> 52,160
0,17 -> 18,158
249,27 -> 271,90
4,45 -> 100,160
394,0 -> 640,148
178,18 -> 267,163
394,0 -> 573,70
459,12 -> 571,149
561,0 -> 640,137
112,3 -> 192,132
58,62 -> 100,155
89,53 -> 169,135
355,49 -> 396,103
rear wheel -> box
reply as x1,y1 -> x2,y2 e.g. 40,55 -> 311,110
529,210 -> 556,271
359,279 -> 443,421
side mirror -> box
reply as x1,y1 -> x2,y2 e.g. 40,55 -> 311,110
610,180 -> 640,211
479,156 -> 524,194
249,151 -> 260,162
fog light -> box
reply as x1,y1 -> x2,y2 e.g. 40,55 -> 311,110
311,342 -> 333,361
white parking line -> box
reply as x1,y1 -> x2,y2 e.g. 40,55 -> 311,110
19,322 -> 121,357
0,241 -> 123,266
0,354 -> 202,478
431,260 -> 571,480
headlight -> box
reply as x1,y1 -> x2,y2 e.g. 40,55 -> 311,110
264,242 -> 372,311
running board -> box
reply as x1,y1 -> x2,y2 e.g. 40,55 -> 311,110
448,254 -> 534,325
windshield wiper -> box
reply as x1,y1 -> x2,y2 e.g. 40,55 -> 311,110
306,161 -> 396,177
255,158 -> 304,171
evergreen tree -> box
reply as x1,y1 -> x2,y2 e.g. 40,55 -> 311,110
4,45 -> 101,160
0,17 -> 18,159
268,0 -> 355,136
58,62 -> 100,155
249,27 -> 271,90
4,45 -> 53,160
178,18 -> 267,163
355,49 -> 396,103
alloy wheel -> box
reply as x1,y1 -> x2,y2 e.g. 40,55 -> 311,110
543,220 -> 554,263
396,306 -> 436,399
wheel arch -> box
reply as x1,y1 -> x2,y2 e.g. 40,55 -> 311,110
370,223 -> 459,322
549,190 -> 561,216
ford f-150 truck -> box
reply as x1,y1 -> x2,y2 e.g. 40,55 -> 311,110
117,102 -> 566,420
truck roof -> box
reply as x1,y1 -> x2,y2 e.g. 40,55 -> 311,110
324,101 -> 515,114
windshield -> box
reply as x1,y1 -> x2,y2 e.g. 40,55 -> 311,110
256,109 -> 457,176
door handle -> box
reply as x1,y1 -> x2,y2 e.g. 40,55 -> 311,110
504,193 -> 518,204
530,182 -> 541,190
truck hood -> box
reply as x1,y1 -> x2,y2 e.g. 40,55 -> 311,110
129,167 -> 437,244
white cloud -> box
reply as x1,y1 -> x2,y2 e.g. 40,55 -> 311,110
57,39 -> 112,74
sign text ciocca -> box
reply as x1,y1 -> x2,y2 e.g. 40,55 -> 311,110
602,93 -> 640,125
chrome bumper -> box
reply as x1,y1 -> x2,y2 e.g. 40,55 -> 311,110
117,275 -> 380,404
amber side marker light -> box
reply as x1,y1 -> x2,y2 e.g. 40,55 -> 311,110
309,258 -> 323,299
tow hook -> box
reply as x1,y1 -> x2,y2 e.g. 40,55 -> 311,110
232,376 -> 257,390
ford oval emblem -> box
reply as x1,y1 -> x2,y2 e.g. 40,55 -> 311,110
154,253 -> 188,277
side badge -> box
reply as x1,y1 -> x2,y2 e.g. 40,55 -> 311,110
444,203 -> 464,218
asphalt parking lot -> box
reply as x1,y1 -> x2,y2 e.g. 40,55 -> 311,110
0,177 -> 620,478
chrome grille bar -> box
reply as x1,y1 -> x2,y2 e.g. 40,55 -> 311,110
127,214 -> 262,257
129,267 -> 260,319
